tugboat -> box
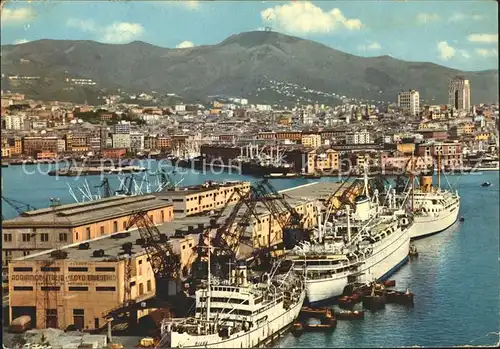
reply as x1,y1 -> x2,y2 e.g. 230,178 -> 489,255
481,182 -> 492,187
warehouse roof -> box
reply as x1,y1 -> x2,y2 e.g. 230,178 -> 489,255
2,195 -> 172,228
154,180 -> 250,197
16,181 -> 341,262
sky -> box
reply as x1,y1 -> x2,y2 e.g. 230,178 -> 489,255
1,0 -> 498,71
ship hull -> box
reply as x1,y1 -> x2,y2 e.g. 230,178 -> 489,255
167,291 -> 305,348
408,201 -> 460,239
296,222 -> 411,306
357,224 -> 411,284
240,162 -> 294,176
305,274 -> 349,306
172,157 -> 239,172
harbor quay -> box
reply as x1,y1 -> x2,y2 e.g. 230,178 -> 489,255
5,181 -> 341,331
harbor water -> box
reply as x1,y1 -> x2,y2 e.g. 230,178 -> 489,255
1,163 -> 499,347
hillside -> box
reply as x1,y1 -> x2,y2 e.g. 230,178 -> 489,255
1,31 -> 498,104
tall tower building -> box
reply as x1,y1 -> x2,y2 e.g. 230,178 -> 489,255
449,76 -> 471,112
397,89 -> 420,116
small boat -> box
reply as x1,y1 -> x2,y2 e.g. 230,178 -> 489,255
338,296 -> 355,309
291,322 -> 304,337
300,306 -> 330,318
301,322 -> 337,332
362,285 -> 387,310
362,294 -> 387,310
459,216 -> 465,222
481,182 -> 492,187
383,280 -> 396,288
301,174 -> 322,179
385,289 -> 414,306
263,173 -> 299,179
336,310 -> 365,320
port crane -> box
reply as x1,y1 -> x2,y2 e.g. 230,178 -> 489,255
252,179 -> 308,250
126,210 -> 180,297
103,210 -> 181,320
1,196 -> 36,220
212,186 -> 261,254
320,172 -> 388,232
95,177 -> 112,198
192,186 -> 261,280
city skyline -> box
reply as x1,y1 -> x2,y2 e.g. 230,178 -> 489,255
1,0 -> 498,71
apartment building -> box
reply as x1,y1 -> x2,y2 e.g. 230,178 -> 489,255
345,130 -> 373,145
398,90 -> 420,116
23,136 -> 60,156
301,134 -> 322,149
416,141 -> 463,167
449,76 -> 471,112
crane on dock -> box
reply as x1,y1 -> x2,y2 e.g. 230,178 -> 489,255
1,196 -> 36,220
95,177 -> 112,198
191,185 -> 261,280
103,210 -> 181,320
253,179 -> 308,250
126,210 -> 180,298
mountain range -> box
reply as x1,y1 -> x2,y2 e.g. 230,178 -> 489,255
1,31 -> 498,105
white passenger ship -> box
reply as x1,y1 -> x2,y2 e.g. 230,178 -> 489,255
286,183 -> 412,305
400,173 -> 460,239
160,262 -> 305,348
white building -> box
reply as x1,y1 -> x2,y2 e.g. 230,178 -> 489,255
174,104 -> 186,112
398,90 -> 420,116
57,139 -> 66,153
31,120 -> 48,129
449,76 -> 471,112
130,133 -> 145,152
140,114 -> 161,124
4,114 -> 25,130
114,122 -> 131,134
112,133 -> 131,149
65,78 -> 96,86
346,130 -> 373,145
256,104 -> 272,112
222,103 -> 236,110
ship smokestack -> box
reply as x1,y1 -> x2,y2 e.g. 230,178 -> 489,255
354,195 -> 371,221
420,173 -> 433,193
236,262 -> 248,287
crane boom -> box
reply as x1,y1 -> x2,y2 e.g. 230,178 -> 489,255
126,211 -> 180,280
1,196 -> 36,219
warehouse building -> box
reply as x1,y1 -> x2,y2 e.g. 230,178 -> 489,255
2,195 -> 174,270
154,180 -> 251,217
7,182 -> 341,331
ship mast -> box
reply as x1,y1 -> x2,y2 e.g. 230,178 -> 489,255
411,155 -> 415,212
206,231 -> 211,323
437,148 -> 441,190
346,205 -> 351,243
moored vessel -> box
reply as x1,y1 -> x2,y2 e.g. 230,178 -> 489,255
285,173 -> 412,306
400,171 -> 460,239
159,261 -> 305,348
